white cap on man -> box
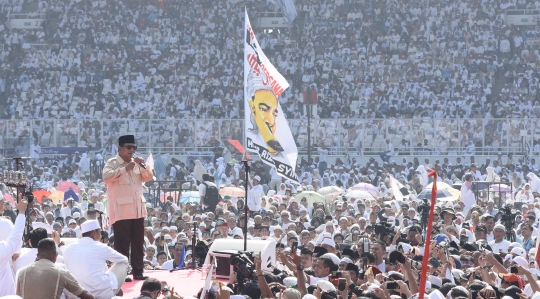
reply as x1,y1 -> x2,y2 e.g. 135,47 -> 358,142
254,175 -> 261,182
81,220 -> 100,234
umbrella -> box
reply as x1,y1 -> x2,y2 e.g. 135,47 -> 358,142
32,190 -> 51,203
179,191 -> 201,204
49,190 -> 65,204
491,184 -> 511,192
425,182 -> 460,199
344,190 -> 376,199
417,189 -> 456,201
350,183 -> 380,197
56,181 -> 80,193
294,191 -> 325,207
317,186 -> 344,196
219,187 -> 245,197
64,189 -> 80,202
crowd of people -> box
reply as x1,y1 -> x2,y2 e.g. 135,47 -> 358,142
2,0 -> 540,298
0,0 -> 540,152
2,148 -> 540,298
0,0 -> 539,121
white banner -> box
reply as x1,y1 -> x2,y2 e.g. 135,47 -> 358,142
244,10 -> 298,182
275,0 -> 297,24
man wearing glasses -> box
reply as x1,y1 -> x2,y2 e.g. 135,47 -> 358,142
103,135 -> 154,281
133,278 -> 181,299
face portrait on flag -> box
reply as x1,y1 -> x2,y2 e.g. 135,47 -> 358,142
248,82 -> 284,154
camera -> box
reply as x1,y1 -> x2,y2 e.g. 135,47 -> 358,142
375,222 -> 394,236
500,204 -> 516,230
331,271 -> 342,278
229,251 -> 256,280
417,198 -> 430,223
398,233 -> 410,244
24,191 -> 34,204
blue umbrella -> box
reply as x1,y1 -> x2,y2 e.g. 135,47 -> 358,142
64,189 -> 79,202
179,191 -> 200,204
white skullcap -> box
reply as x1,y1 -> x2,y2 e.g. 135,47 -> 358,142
511,247 -> 527,259
81,220 -> 100,234
513,256 -> 528,268
321,253 -> 340,267
32,222 -> 53,234
283,277 -> 298,288
316,280 -> 336,292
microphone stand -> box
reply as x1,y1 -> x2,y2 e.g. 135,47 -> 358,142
170,222 -> 201,272
242,159 -> 249,251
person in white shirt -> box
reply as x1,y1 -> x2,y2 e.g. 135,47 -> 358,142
247,175 -> 264,213
14,227 -> 64,274
470,164 -> 482,181
143,246 -> 158,267
0,195 -> 13,241
317,146 -> 329,174
198,174 -> 219,212
0,198 -> 27,297
379,139 -> 394,163
30,140 -> 41,162
488,224 -> 511,254
63,220 -> 128,299
269,167 -> 282,191
161,243 -> 184,270
61,199 -> 75,219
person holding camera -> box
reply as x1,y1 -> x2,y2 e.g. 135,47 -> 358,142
0,197 -> 28,296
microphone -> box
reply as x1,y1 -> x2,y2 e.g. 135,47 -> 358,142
131,153 -> 147,169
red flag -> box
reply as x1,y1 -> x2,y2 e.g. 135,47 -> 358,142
418,170 -> 438,299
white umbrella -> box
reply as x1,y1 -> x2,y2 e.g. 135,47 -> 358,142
343,190 -> 375,200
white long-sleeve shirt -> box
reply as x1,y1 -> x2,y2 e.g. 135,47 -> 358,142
0,214 -> 25,296
63,237 -> 128,299
247,184 -> 264,212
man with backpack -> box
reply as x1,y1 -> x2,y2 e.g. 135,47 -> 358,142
198,174 -> 220,213
169,159 -> 185,181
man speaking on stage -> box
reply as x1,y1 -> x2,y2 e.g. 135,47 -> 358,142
103,135 -> 153,280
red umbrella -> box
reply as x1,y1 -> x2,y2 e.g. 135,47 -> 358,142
56,181 -> 80,193
32,190 -> 52,203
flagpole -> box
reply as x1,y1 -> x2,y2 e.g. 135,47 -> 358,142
242,155 -> 249,251
418,167 -> 439,299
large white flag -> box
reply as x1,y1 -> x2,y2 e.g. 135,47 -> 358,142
275,0 -> 297,24
244,10 -> 298,182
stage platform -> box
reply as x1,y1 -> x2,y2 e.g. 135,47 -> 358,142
122,269 -> 216,298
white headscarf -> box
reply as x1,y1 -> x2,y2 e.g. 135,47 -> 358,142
527,172 -> 540,193
78,153 -> 90,173
485,167 -> 500,182
193,160 -> 207,182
